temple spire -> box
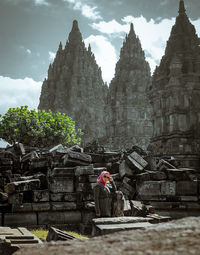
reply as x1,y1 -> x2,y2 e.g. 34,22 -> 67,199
179,0 -> 186,15
68,19 -> 82,46
130,23 -> 134,33
72,20 -> 79,30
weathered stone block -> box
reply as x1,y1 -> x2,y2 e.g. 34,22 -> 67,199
50,167 -> 75,177
76,183 -> 92,192
38,211 -> 81,225
103,152 -> 121,163
119,186 -> 132,197
177,196 -> 198,201
8,193 -> 23,205
5,179 -> 40,194
119,160 -> 134,178
137,181 -> 176,199
46,226 -> 76,242
21,151 -> 39,163
21,174 -> 48,189
75,165 -> 94,176
30,158 -> 50,169
51,202 -> 77,211
156,159 -> 176,171
32,202 -> 51,212
49,144 -> 64,153
137,181 -> 161,196
129,151 -> 148,168
166,168 -> 197,181
49,177 -> 74,193
12,203 -> 50,212
12,203 -> 32,212
160,181 -> 176,196
4,213 -> 37,226
32,190 -> 49,202
89,154 -> 104,163
121,182 -> 135,194
176,181 -> 198,195
93,167 -> 106,175
63,151 -> 92,166
126,156 -> 144,172
150,171 -> 167,180
0,214 -> 2,226
136,172 -> 150,182
50,193 -> 77,202
77,175 -> 88,182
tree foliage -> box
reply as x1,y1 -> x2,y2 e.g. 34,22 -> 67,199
0,106 -> 83,147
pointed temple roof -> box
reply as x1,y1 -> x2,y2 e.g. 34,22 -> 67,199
179,0 -> 186,15
152,0 -> 200,80
127,23 -> 136,40
68,19 -> 82,46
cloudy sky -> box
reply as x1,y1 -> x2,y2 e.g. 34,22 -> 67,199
0,0 -> 200,116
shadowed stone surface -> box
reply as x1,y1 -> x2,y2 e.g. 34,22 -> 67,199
38,20 -> 152,149
107,23 -> 152,150
38,20 -> 108,144
148,0 -> 200,168
14,217 -> 200,255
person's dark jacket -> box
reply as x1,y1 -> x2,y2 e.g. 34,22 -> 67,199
93,180 -> 117,217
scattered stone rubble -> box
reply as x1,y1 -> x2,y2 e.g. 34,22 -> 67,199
0,142 -> 200,234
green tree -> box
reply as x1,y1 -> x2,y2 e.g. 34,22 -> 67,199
0,106 -> 83,147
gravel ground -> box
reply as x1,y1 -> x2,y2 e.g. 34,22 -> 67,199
14,216 -> 200,255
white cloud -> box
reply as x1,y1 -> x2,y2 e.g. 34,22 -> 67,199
91,16 -> 176,73
48,51 -> 56,61
90,20 -> 129,34
0,76 -> 42,115
192,18 -> 200,37
63,0 -> 102,20
90,16 -> 200,75
26,49 -> 31,54
34,0 -> 49,6
84,35 -> 117,83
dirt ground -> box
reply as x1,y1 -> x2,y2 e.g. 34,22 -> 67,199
15,216 -> 200,255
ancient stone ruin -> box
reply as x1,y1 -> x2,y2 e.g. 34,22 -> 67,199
1,1 -> 200,252
0,141 -> 200,235
38,20 -> 108,144
108,24 -> 152,150
38,20 -> 152,150
148,0 -> 200,168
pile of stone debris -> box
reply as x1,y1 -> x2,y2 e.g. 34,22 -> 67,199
0,141 -> 199,232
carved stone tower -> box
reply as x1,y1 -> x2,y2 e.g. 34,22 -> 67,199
148,0 -> 200,168
107,23 -> 152,150
38,20 -> 108,144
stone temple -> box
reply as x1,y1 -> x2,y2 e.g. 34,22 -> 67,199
39,0 -> 200,167
107,23 -> 152,150
39,20 -> 152,149
38,20 -> 108,144
148,0 -> 200,168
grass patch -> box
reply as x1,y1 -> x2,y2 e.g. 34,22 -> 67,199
30,228 -> 48,240
68,231 -> 89,240
30,228 -> 89,241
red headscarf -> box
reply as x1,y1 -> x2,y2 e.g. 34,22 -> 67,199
97,171 -> 110,186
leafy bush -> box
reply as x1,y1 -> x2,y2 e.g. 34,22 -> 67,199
0,106 -> 82,147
